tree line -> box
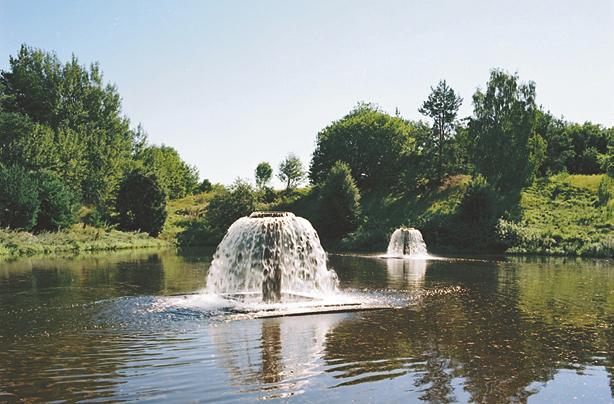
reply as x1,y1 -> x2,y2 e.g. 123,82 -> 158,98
213,70 -> 612,245
0,45 -> 204,235
1,44 -> 612,246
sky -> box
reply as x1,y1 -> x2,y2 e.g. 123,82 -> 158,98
1,0 -> 613,186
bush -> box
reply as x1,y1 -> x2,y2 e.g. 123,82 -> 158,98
34,171 -> 78,231
597,175 -> 613,205
258,186 -> 278,204
206,179 -> 257,233
116,171 -> 167,236
317,161 -> 361,240
0,165 -> 40,230
199,178 -> 213,193
458,175 -> 498,223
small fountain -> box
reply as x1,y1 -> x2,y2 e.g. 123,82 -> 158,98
206,212 -> 339,303
385,227 -> 428,258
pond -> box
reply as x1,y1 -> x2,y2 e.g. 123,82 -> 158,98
0,249 -> 612,402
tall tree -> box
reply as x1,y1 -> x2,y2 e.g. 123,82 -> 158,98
468,70 -> 542,193
278,153 -> 305,190
137,144 -> 199,199
116,170 -> 167,236
310,103 -> 416,190
0,44 -> 136,212
255,161 -> 273,189
317,161 -> 361,240
418,80 -> 463,182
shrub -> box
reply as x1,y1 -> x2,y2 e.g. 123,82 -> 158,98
317,161 -> 361,240
34,171 -> 78,231
206,179 -> 257,233
116,171 -> 167,236
199,178 -> 213,193
597,175 -> 613,205
458,175 -> 498,223
0,165 -> 40,230
258,186 -> 277,204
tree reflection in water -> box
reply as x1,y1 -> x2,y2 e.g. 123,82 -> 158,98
0,251 -> 612,402
323,255 -> 613,402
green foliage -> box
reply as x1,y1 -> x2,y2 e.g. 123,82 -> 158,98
597,175 -> 614,205
600,136 -> 614,176
0,165 -> 39,231
199,178 -> 213,193
502,175 -> 613,256
137,145 -> 199,199
255,161 -> 273,188
468,70 -> 538,193
526,133 -> 547,184
458,175 -> 498,224
310,103 -> 416,190
34,171 -> 78,231
418,80 -> 463,182
404,121 -> 469,190
116,171 -> 167,236
0,226 -> 166,258
206,179 -> 257,233
536,110 -> 612,175
0,44 -> 138,213
278,153 -> 305,190
317,161 -> 361,240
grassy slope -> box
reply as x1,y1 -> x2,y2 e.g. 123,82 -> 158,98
507,174 -> 613,256
0,225 -> 167,259
340,174 -> 613,257
160,191 -> 212,243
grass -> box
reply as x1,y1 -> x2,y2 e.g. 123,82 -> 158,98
160,191 -> 212,243
335,173 -> 613,257
505,174 -> 614,257
0,225 -> 168,259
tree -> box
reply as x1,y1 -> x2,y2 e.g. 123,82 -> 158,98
601,135 -> 614,176
468,70 -> 541,193
418,80 -> 463,182
458,175 -> 498,224
116,171 -> 167,236
1,44 -> 137,212
34,171 -> 78,231
0,165 -> 40,231
137,145 -> 199,199
255,162 -> 273,189
278,153 -> 305,190
206,179 -> 257,233
317,161 -> 361,240
199,178 -> 213,193
310,103 -> 416,190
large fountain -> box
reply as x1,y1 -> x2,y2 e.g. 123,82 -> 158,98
206,212 -> 339,303
385,227 -> 428,258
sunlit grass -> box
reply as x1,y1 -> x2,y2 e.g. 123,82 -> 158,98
0,225 -> 167,259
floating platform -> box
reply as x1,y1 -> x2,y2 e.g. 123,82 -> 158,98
218,292 -> 393,319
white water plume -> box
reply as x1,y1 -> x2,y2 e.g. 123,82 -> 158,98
205,212 -> 339,302
385,227 -> 428,258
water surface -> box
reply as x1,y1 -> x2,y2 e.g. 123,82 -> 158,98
0,249 -> 612,402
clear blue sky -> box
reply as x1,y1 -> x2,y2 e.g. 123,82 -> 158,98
1,0 -> 613,186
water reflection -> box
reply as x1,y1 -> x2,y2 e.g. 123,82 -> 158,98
0,251 -> 612,402
210,314 -> 343,399
384,258 -> 427,287
324,255 -> 614,402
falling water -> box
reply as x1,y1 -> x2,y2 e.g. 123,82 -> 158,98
386,227 -> 428,258
206,212 -> 339,302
